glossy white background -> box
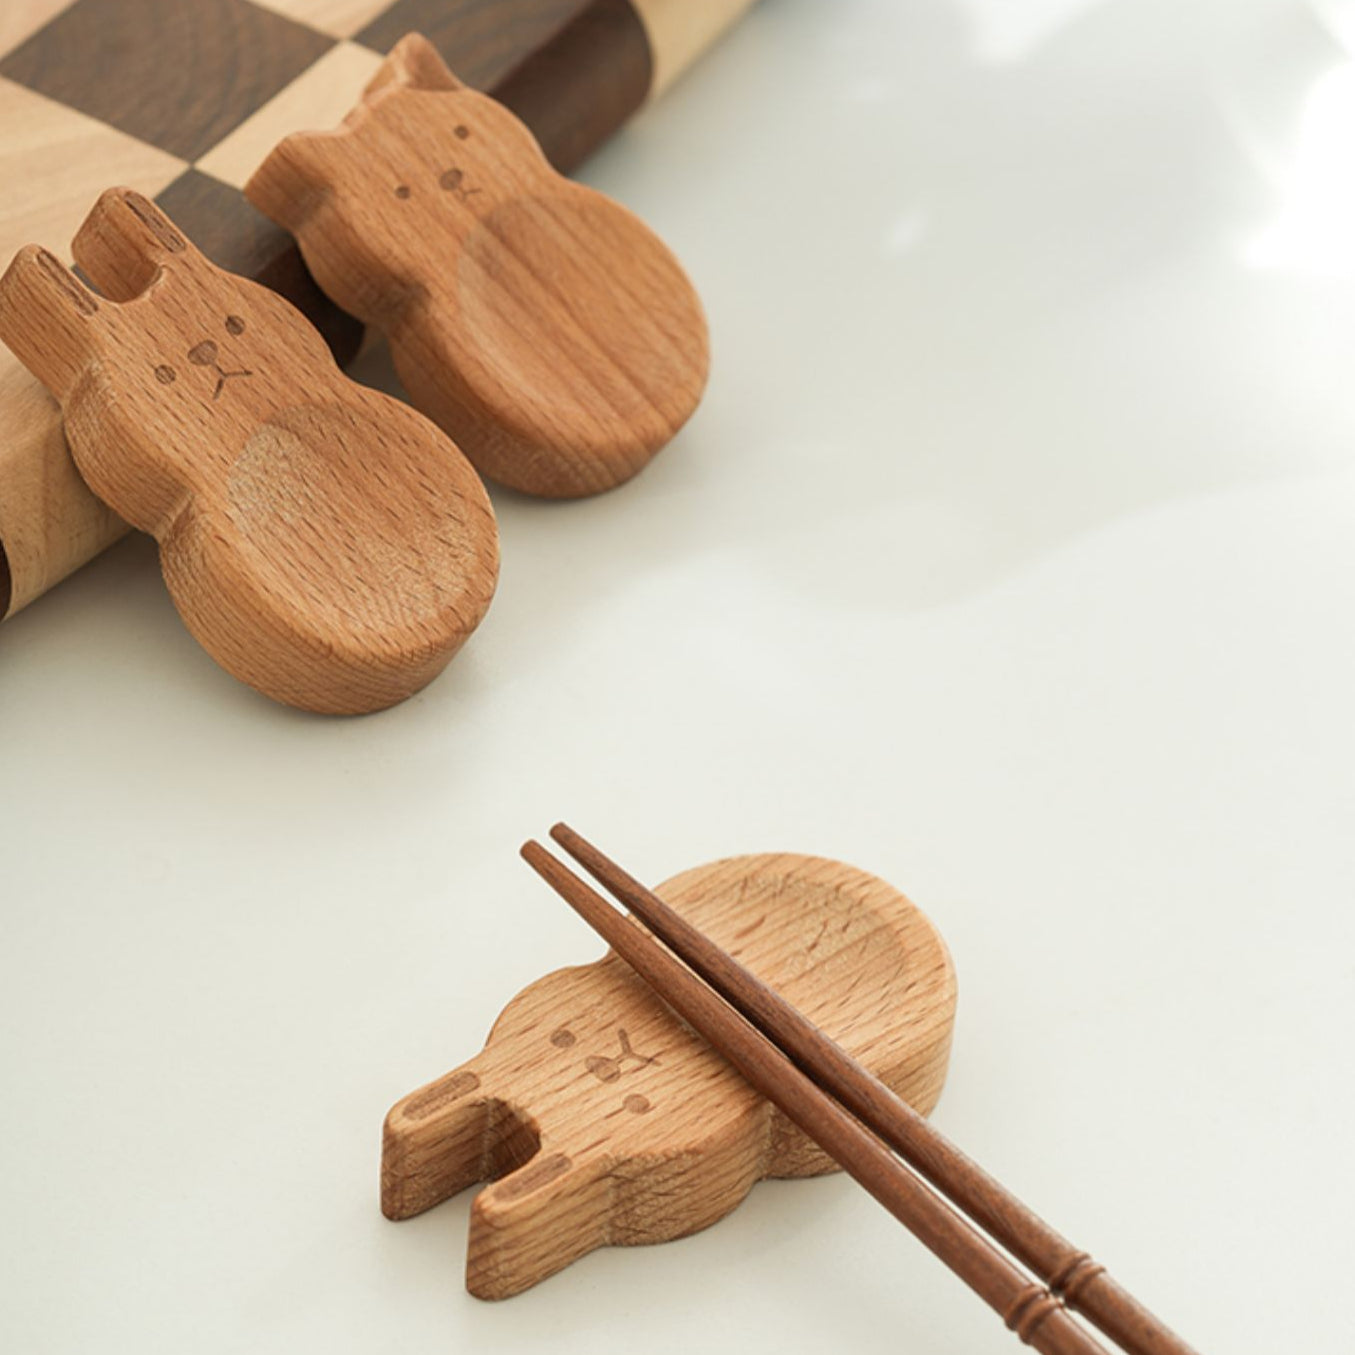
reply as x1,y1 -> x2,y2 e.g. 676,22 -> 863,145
2,1 -> 1352,1350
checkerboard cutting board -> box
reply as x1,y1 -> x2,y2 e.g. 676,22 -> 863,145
0,0 -> 754,619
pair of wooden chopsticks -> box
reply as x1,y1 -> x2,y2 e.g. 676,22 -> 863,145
521,826 -> 1198,1355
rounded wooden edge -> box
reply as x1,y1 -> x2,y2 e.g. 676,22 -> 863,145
654,851 -> 959,1174
654,849 -> 955,997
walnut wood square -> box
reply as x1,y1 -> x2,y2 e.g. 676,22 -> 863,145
248,0 -> 390,39
0,0 -> 334,162
355,0 -> 596,88
493,0 -> 652,174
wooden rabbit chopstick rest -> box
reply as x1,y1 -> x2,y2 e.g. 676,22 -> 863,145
246,34 -> 710,498
0,190 -> 498,714
381,852 -> 957,1299
533,828 -> 1200,1355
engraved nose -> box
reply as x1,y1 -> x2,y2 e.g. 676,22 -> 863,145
585,1055 -> 620,1083
439,168 -> 464,192
188,340 -> 218,366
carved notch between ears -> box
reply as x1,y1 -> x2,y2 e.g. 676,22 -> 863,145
73,188 -> 190,303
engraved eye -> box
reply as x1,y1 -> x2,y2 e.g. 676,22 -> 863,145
188,340 -> 217,366
394,184 -> 411,200
439,168 -> 463,192
454,124 -> 470,140
225,314 -> 245,336
623,1094 -> 651,1115
154,364 -> 176,385
549,1028 -> 576,1049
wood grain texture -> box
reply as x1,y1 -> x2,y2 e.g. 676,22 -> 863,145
0,1 -> 76,57
196,42 -> 385,191
0,189 -> 498,712
0,360 -> 124,620
247,34 -> 709,497
381,853 -> 957,1299
492,0 -> 652,175
356,0 -> 657,176
153,170 -> 364,368
0,0 -> 335,161
251,0 -> 392,39
356,0 -> 596,87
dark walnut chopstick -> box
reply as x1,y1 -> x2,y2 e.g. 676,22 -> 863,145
547,824 -> 1199,1355
521,837 -> 1114,1355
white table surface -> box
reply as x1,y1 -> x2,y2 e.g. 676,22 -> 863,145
3,1 -> 1353,1350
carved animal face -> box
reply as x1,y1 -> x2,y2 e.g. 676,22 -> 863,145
108,282 -> 333,447
155,313 -> 253,401
0,194 -> 334,449
246,34 -> 549,293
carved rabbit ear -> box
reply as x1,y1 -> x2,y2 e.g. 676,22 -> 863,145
0,246 -> 106,399
364,33 -> 464,100
72,188 -> 191,302
381,1056 -> 539,1221
244,131 -> 345,230
467,1152 -> 609,1299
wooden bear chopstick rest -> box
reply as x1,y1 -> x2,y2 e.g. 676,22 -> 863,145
381,853 -> 956,1299
0,190 -> 498,714
246,33 -> 709,498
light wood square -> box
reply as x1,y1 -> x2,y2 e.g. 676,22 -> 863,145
0,77 -> 186,267
249,0 -> 392,40
195,40 -> 382,189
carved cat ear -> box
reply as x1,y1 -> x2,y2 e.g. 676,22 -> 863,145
0,245 -> 106,399
245,131 -> 347,230
364,33 -> 464,100
71,188 -> 192,302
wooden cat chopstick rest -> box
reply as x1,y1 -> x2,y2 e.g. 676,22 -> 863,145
246,33 -> 709,498
382,853 -> 957,1299
0,190 -> 498,714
